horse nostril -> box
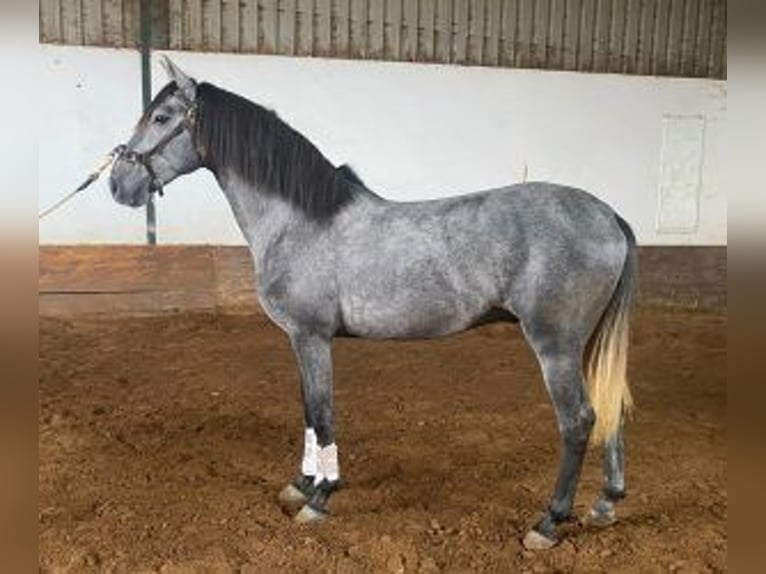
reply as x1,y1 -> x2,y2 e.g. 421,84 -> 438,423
109,176 -> 117,196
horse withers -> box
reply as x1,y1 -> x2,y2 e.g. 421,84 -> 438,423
109,57 -> 635,550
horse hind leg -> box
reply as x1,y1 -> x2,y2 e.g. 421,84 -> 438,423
586,416 -> 625,528
520,329 -> 595,550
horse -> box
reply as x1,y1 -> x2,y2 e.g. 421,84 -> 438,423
109,57 -> 636,550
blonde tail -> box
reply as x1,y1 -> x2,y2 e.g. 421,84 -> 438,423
586,216 -> 636,445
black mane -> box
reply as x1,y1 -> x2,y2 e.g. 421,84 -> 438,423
194,82 -> 361,221
336,164 -> 366,187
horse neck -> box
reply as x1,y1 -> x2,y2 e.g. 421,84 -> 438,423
215,168 -> 304,259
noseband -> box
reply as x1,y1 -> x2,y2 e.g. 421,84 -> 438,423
116,95 -> 198,197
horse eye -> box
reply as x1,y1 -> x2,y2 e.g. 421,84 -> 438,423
154,114 -> 170,125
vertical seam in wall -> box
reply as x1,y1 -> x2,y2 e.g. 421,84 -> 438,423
590,0 -> 598,71
320,0 -> 328,56
449,0 -> 454,64
533,0 -> 539,68
497,0 -> 505,67
662,0 -> 671,74
99,0 -> 105,45
678,0 -> 687,75
651,0 -> 659,74
79,0 -> 85,45
513,0 -> 520,68
638,2 -> 657,74
58,0 -> 64,42
220,0 -> 225,51
581,0 -> 585,69
621,0 -> 628,72
415,0 -> 423,62
692,0 -> 704,76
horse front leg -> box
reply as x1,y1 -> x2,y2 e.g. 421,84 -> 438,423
278,332 -> 340,523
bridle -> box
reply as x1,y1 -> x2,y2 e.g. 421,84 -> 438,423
115,94 -> 198,197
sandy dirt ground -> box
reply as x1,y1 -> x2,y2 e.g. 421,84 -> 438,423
39,308 -> 726,573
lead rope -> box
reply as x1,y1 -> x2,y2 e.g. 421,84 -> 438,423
38,149 -> 121,220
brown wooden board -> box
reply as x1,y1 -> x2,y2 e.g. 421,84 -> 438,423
622,0 -> 641,74
61,0 -> 84,45
315,0 -> 333,56
531,0 -> 548,68
709,0 -> 726,78
221,0 -> 241,52
453,0 -> 469,64
563,0 -> 580,70
202,0 -> 223,51
500,0 -> 519,68
420,0 -> 437,62
261,0 -> 279,53
368,0 -> 385,59
82,0 -> 104,45
637,0 -> 657,75
577,0 -> 596,72
296,0 -> 314,56
39,245 -> 727,318
279,0 -> 297,55
385,0 -> 402,60
515,0 -> 533,68
41,0 -> 63,43
468,0 -> 486,66
484,0 -> 502,66
652,0 -> 671,76
169,0 -> 184,49
240,0 -> 259,52
349,0 -> 367,58
102,0 -> 124,47
185,0 -> 204,50
402,0 -> 419,61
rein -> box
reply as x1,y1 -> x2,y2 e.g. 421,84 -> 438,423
39,95 -> 198,221
38,149 -> 120,220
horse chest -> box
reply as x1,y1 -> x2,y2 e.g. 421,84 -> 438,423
255,266 -> 340,335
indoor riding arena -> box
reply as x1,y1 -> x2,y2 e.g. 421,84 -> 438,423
40,2 -> 726,573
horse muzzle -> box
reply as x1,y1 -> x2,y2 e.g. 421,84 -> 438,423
109,159 -> 152,208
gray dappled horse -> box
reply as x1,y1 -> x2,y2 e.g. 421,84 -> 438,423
109,58 -> 636,550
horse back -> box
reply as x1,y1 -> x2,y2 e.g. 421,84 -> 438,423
331,183 -> 628,339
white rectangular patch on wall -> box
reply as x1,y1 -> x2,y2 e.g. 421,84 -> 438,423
656,115 -> 706,234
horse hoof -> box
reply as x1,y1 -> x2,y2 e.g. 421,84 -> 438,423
585,507 -> 617,528
522,529 -> 558,550
279,483 -> 307,506
294,504 -> 327,524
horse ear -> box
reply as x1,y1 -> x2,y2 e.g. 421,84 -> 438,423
160,56 -> 196,100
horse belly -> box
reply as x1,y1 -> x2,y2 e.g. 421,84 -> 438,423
340,297 -> 469,339
338,273 -> 497,339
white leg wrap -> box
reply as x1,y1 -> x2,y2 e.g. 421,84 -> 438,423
315,443 -> 339,484
301,428 -> 318,476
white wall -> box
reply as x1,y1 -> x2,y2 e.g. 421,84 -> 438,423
39,45 -> 726,246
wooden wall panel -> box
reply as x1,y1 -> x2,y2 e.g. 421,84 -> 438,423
279,0 -> 297,56
315,0 -> 332,55
41,0 -> 63,44
420,0 -> 437,62
39,0 -> 728,79
296,0 -> 314,56
220,0 -> 240,52
368,0 -> 385,59
578,0 -> 596,72
39,246 -> 728,317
